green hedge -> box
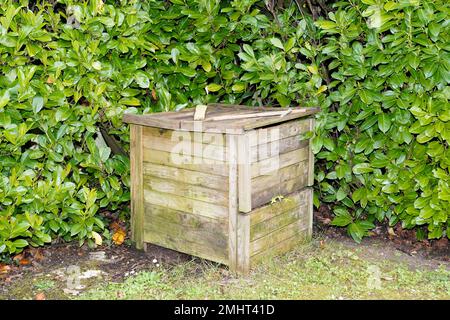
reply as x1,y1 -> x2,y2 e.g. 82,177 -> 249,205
313,0 -> 449,241
0,0 -> 448,255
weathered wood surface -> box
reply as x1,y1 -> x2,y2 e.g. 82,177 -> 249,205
227,134 -> 239,272
251,171 -> 308,209
144,175 -> 228,206
307,187 -> 314,238
237,211 -> 250,274
308,118 -> 315,187
248,188 -> 311,263
248,118 -> 311,147
250,219 -> 308,256
251,147 -> 309,177
143,126 -> 227,147
250,234 -> 307,267
143,162 -> 228,191
250,136 -> 308,163
144,189 -> 228,219
144,209 -> 228,265
143,132 -> 228,162
143,203 -> 228,264
130,124 -> 144,249
143,148 -> 229,176
123,105 -> 320,133
249,189 -> 309,226
238,133 -> 252,213
250,205 -> 308,242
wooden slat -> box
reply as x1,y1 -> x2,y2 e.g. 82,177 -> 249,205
130,124 -> 144,249
145,203 -> 228,232
248,118 -> 311,147
143,162 -> 227,191
143,126 -> 227,147
123,114 -> 181,130
250,205 -> 308,242
251,171 -> 308,209
144,175 -> 228,206
143,132 -> 227,162
250,234 -> 306,267
144,211 -> 228,255
144,189 -> 228,220
243,108 -> 320,131
251,147 -> 309,177
252,161 -> 308,194
249,189 -> 309,225
144,227 -> 228,265
250,137 -> 308,163
227,134 -> 239,272
238,133 -> 252,213
250,219 -> 307,256
143,148 -> 229,176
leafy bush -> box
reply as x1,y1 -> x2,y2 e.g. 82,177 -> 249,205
0,0 -> 322,255
313,0 -> 449,242
0,0 -> 447,255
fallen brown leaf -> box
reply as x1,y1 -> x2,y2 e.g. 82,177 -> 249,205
0,264 -> 11,274
112,229 -> 126,245
19,258 -> 31,266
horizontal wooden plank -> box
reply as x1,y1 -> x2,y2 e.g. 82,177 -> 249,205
251,147 -> 309,177
252,161 -> 308,194
144,175 -> 228,206
249,189 -> 309,225
250,219 -> 307,256
143,148 -> 229,176
250,233 -> 307,267
143,126 -> 227,147
123,114 -> 181,130
250,137 -> 309,163
143,162 -> 228,191
145,203 -> 228,232
248,118 -> 311,147
251,173 -> 308,209
250,205 -> 308,242
243,109 -> 320,131
144,229 -> 228,265
144,189 -> 228,220
143,132 -> 228,162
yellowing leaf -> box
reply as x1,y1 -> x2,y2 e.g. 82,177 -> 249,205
92,231 -> 102,246
205,83 -> 222,92
315,20 -> 337,30
316,85 -> 328,94
307,65 -> 318,74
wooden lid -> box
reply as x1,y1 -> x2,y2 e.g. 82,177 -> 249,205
123,103 -> 320,134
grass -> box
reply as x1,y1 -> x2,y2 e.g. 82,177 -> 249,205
79,239 -> 450,300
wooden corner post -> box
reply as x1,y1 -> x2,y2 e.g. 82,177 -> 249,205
130,124 -> 144,250
227,134 -> 239,272
308,118 -> 315,186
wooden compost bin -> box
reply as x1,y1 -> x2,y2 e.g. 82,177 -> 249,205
123,104 -> 319,273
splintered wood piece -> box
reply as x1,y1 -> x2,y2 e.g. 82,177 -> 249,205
194,105 -> 208,120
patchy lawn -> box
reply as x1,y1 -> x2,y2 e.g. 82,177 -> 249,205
1,235 -> 448,300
